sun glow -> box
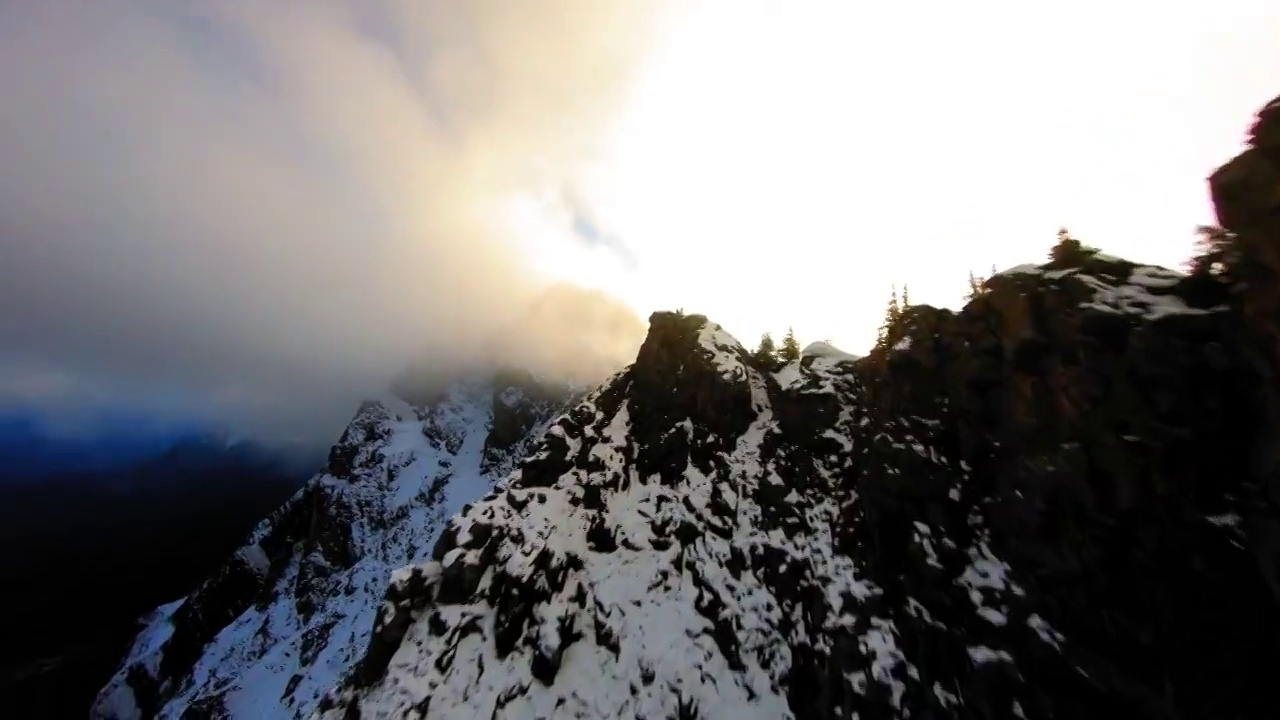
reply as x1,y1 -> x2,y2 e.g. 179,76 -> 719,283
592,2 -> 874,348
520,2 -> 879,350
525,0 -> 1280,355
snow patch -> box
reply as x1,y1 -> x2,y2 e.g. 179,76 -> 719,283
1076,271 -> 1215,320
967,645 -> 1014,664
94,599 -> 184,717
95,376 -> 565,720
237,543 -> 270,575
802,341 -> 861,361
697,322 -> 749,383
1207,513 -> 1242,528
1128,265 -> 1184,289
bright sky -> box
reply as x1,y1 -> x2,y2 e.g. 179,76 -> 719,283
519,0 -> 1280,354
2,0 -> 1278,437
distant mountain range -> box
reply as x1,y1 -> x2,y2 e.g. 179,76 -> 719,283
0,409 -> 187,480
0,407 -> 321,483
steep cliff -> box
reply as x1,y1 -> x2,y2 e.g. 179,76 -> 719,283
94,374 -> 576,719
320,257 -> 1279,719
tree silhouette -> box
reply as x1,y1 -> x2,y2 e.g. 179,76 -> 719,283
876,285 -> 903,348
1049,227 -> 1098,265
778,327 -> 801,363
752,333 -> 778,369
965,269 -> 987,301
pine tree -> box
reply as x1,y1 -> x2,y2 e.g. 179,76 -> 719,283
876,285 -> 903,349
901,283 -> 911,310
1049,227 -> 1096,265
965,269 -> 987,301
778,327 -> 801,363
752,333 -> 778,368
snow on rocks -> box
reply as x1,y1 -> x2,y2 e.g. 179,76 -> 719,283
774,362 -> 804,391
94,600 -> 184,719
987,254 -> 1224,321
1127,264 -> 1184,289
697,319 -> 751,383
93,375 -> 571,720
101,293 -> 1260,719
1075,271 -> 1214,320
317,314 -> 1067,720
801,341 -> 861,362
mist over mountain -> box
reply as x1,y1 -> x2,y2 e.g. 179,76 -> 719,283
0,407 -> 325,482
0,1 -> 669,446
0,407 -> 192,479
0,274 -> 647,716
76,95 -> 1280,720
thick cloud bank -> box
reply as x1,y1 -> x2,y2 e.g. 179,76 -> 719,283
0,1 -> 670,440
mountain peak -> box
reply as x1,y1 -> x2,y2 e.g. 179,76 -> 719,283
639,311 -> 748,378
314,233 -> 1280,719
319,309 -> 827,720
95,96 -> 1280,720
94,371 -> 578,719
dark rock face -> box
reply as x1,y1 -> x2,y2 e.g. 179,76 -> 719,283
326,401 -> 391,480
318,258 -> 1279,719
1203,95 -> 1280,689
869,257 -> 1275,718
629,312 -> 756,485
484,367 -> 574,472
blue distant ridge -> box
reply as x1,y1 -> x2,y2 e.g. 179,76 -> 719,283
0,406 -> 207,481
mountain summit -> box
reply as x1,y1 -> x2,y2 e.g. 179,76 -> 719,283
313,277 -> 1277,719
94,370 -> 579,718
99,274 -> 1279,719
96,98 -> 1280,720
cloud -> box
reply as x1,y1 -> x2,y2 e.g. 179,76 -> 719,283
0,1 -> 672,440
565,189 -> 639,272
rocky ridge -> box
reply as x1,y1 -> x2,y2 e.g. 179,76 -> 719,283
319,242 -> 1280,719
93,372 -> 577,719
98,97 -> 1280,720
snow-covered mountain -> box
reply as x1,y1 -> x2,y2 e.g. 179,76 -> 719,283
96,249 -> 1280,719
90,94 -> 1280,720
94,369 -> 578,719
309,279 -> 1280,720
98,249 -> 1280,719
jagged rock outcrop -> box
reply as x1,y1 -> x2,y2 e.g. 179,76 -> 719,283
99,97 -> 1280,720
1202,93 -> 1280,671
868,255 -> 1276,718
1208,95 -> 1280,355
484,368 -> 573,473
93,373 -> 575,720
317,257 -> 1280,720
